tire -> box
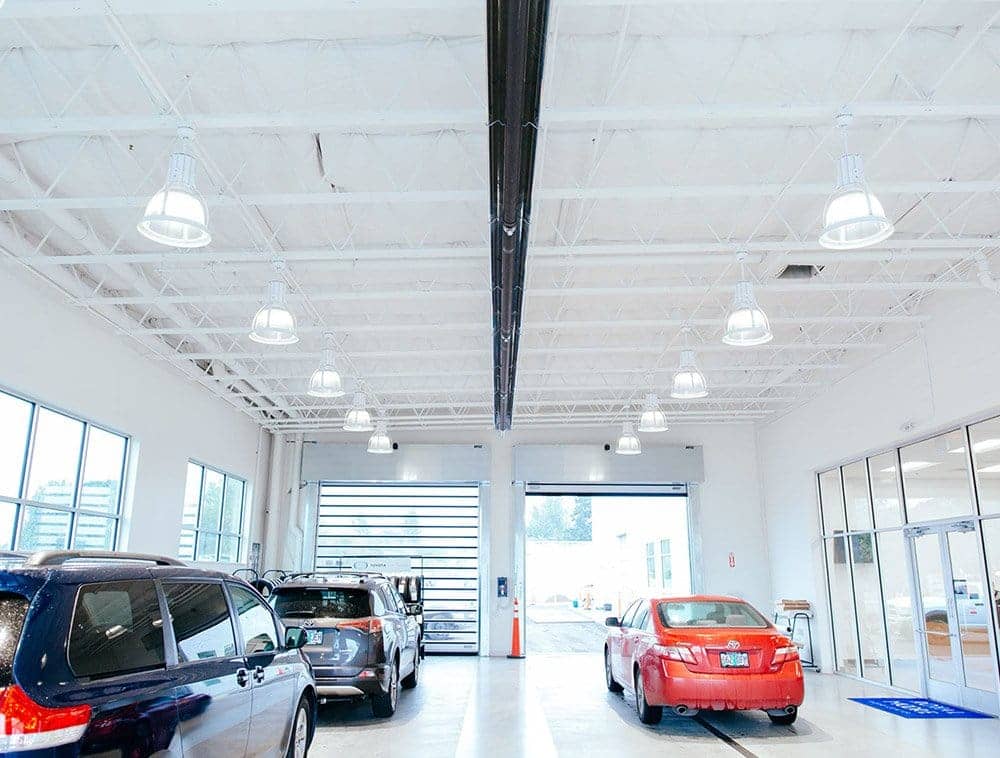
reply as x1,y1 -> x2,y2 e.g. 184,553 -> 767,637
605,648 -> 623,693
285,696 -> 311,758
371,660 -> 399,718
402,649 -> 419,690
768,707 -> 797,726
634,668 -> 663,725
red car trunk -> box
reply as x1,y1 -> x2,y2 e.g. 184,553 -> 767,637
661,628 -> 787,675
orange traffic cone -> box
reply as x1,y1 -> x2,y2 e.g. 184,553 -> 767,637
508,597 -> 525,659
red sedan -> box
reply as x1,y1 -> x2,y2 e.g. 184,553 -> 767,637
604,595 -> 804,725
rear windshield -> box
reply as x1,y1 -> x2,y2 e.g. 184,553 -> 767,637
271,587 -> 370,619
658,600 -> 769,629
0,593 -> 30,687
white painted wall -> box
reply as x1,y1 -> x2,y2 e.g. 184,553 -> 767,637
757,288 -> 1000,671
0,267 -> 266,565
264,423 -> 771,656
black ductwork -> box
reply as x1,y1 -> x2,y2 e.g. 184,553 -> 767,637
487,0 -> 551,431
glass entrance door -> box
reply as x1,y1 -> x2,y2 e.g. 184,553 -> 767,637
908,521 -> 999,715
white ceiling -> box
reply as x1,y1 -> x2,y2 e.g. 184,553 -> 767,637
1,0 -> 999,433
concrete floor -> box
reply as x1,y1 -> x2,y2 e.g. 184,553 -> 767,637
312,654 -> 1000,757
526,604 -> 608,653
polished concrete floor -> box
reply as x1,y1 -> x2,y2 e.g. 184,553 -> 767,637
312,654 -> 1000,757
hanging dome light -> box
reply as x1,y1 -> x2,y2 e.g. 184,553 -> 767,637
367,421 -> 394,454
672,349 -> 709,399
344,392 -> 375,432
307,333 -> 344,398
137,126 -> 211,248
249,279 -> 298,345
819,112 -> 894,250
723,254 -> 772,346
615,422 -> 642,455
637,394 -> 668,433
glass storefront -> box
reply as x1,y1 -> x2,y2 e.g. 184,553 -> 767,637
819,417 -> 1000,714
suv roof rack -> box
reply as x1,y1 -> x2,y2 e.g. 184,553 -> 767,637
288,570 -> 386,582
23,550 -> 186,567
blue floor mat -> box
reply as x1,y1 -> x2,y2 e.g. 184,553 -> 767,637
850,698 -> 993,719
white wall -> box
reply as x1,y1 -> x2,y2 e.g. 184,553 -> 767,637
757,288 -> 1000,671
263,422 -> 771,656
0,267 -> 266,563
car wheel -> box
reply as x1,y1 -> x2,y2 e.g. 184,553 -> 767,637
767,707 -> 797,726
605,648 -> 623,693
402,650 -> 419,690
371,660 -> 399,718
634,668 -> 663,725
285,696 -> 311,758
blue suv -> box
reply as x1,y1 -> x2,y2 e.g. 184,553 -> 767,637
0,550 -> 316,756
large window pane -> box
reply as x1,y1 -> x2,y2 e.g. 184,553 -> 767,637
819,469 -> 846,534
970,415 -> 1000,515
16,505 -> 71,550
221,477 -> 244,535
850,532 -> 889,683
913,532 -> 957,684
0,393 -> 32,499
869,452 -> 903,528
199,469 -> 224,532
182,463 -> 202,530
825,535 -> 859,675
843,460 -> 873,531
25,409 -> 84,506
946,529 -> 997,693
79,428 -> 127,515
196,531 -> 219,563
163,583 -> 238,662
982,518 -> 1000,667
219,535 -> 240,563
73,514 -> 117,550
878,531 -> 920,692
900,429 -> 974,523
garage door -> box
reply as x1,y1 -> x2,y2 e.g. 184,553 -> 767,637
315,483 -> 480,654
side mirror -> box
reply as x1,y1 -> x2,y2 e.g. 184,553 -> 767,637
284,627 -> 307,650
605,616 -> 620,627
405,602 -> 423,617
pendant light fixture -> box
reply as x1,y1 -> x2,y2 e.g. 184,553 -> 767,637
615,422 -> 642,455
137,126 -> 211,248
344,392 -> 375,432
819,110 -> 894,250
367,421 -> 394,454
249,274 -> 298,345
307,332 -> 344,398
637,393 -> 668,433
723,252 -> 773,346
672,328 -> 709,398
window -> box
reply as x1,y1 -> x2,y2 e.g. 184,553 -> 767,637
68,581 -> 165,679
658,600 -> 769,628
163,582 -> 238,663
228,584 -> 278,655
271,587 -> 370,620
179,462 -> 246,562
645,542 -> 656,586
659,539 -> 672,586
899,429 -> 973,522
0,388 -> 128,551
620,599 -> 641,627
632,606 -> 650,630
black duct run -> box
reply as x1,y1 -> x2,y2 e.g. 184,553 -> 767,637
487,0 -> 551,431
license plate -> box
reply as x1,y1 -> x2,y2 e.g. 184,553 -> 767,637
306,630 -> 324,645
720,652 -> 749,668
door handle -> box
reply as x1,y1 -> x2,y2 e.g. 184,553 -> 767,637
236,668 -> 250,687
253,665 -> 265,683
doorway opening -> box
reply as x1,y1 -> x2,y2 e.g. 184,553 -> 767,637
524,491 -> 690,654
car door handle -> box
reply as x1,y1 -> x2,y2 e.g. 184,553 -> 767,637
253,665 -> 265,683
236,668 -> 250,687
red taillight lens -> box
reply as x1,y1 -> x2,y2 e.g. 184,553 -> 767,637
655,645 -> 698,665
337,617 -> 383,634
0,685 -> 91,752
771,645 -> 801,667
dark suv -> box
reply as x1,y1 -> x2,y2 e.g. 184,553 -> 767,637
0,550 -> 317,757
270,572 -> 421,718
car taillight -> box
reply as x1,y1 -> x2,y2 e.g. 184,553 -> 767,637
0,685 -> 91,752
655,645 -> 698,665
771,645 -> 800,667
338,617 -> 383,634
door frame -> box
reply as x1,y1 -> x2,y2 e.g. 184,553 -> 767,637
905,518 -> 1000,715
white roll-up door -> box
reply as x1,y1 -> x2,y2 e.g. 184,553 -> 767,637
315,483 -> 480,654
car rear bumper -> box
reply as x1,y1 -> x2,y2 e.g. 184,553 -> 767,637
313,665 -> 389,700
646,660 -> 805,711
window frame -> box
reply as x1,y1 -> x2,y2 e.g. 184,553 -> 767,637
1,385 -> 129,552
179,460 -> 247,563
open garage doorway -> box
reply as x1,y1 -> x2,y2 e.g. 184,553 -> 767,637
524,491 -> 691,654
